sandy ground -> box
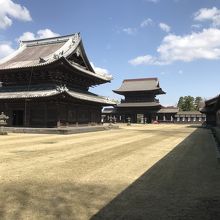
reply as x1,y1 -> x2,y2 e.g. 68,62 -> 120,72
0,124 -> 219,220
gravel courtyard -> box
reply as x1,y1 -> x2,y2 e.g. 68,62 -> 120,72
0,124 -> 220,220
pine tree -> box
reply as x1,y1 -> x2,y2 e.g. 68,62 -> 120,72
194,96 -> 203,110
177,96 -> 184,110
183,96 -> 195,111
177,96 -> 201,111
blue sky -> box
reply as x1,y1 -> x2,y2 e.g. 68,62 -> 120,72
0,0 -> 220,106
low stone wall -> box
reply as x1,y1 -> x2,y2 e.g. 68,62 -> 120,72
3,124 -> 119,135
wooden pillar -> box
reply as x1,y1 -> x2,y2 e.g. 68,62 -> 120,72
24,100 -> 30,127
76,105 -> 79,125
89,108 -> 92,124
56,102 -> 60,127
66,103 -> 69,127
44,102 -> 47,128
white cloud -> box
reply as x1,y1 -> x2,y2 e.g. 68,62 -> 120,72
194,7 -> 220,27
0,43 -> 14,59
159,22 -> 171,32
0,29 -> 59,60
123,27 -> 137,35
123,19 -> 153,36
157,28 -> 220,62
140,18 -> 153,28
37,29 -> 60,39
191,24 -> 202,29
129,55 -> 158,65
0,0 -> 31,29
17,29 -> 60,42
129,28 -> 220,65
90,62 -> 110,75
17,32 -> 35,42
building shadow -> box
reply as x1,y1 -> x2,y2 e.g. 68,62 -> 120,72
91,128 -> 220,220
1,128 -> 220,220
0,181 -> 113,220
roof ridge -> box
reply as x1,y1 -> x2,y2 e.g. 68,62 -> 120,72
20,33 -> 80,46
123,77 -> 158,82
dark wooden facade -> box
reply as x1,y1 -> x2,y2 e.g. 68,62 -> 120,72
102,105 -> 206,124
0,33 -> 114,127
103,77 -> 206,124
102,106 -> 178,123
201,95 -> 220,126
112,78 -> 166,123
1,95 -> 103,127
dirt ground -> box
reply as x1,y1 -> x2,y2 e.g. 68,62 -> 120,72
0,124 -> 220,220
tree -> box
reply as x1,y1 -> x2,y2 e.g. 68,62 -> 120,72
177,96 -> 184,110
194,96 -> 203,110
177,96 -> 197,111
183,96 -> 195,111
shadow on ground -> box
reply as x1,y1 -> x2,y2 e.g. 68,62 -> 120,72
1,128 -> 220,220
0,181 -> 114,220
91,128 -> 220,220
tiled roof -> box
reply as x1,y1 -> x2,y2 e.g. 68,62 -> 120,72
0,85 -> 115,105
176,111 -> 203,115
157,107 -> 179,113
175,111 -> 205,117
200,94 -> 220,113
205,94 -> 220,105
0,34 -> 79,70
0,33 -> 112,81
113,78 -> 165,94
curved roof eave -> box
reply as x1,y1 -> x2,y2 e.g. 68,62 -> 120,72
205,94 -> 220,105
0,33 -> 81,71
0,58 -> 59,72
61,57 -> 112,82
65,90 -> 116,105
65,39 -> 95,73
0,33 -> 113,82
113,88 -> 165,95
0,44 -> 26,66
0,56 -> 112,83
0,87 -> 116,105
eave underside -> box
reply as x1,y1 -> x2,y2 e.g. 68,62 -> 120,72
0,58 -> 111,86
0,85 -> 115,105
116,102 -> 161,108
113,89 -> 165,96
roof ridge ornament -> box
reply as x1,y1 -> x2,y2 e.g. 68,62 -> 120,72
76,48 -> 81,57
39,57 -> 47,63
56,85 -> 68,93
53,54 -> 59,60
71,33 -> 80,44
